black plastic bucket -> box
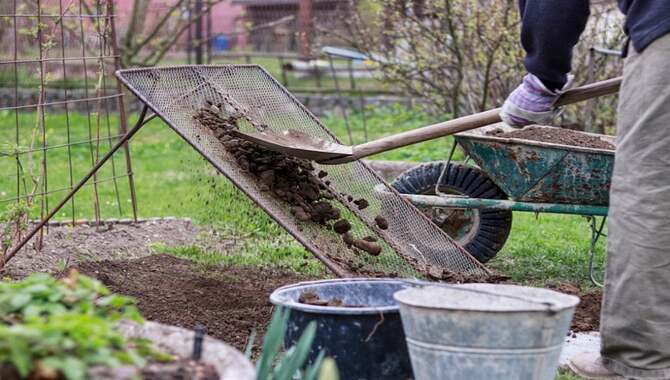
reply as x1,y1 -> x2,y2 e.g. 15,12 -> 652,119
270,278 -> 413,380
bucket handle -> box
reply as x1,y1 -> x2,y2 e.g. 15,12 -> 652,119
401,279 -> 564,314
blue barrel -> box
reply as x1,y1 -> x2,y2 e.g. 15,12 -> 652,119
270,278 -> 413,380
212,35 -> 230,52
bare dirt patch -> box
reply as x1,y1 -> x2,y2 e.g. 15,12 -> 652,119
487,126 -> 615,150
2,219 -> 233,279
75,252 -> 599,356
76,254 -> 317,351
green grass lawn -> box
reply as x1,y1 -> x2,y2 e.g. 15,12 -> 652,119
1,106 -> 601,379
0,105 -> 607,289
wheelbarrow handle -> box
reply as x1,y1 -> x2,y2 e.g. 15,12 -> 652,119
346,77 -> 622,162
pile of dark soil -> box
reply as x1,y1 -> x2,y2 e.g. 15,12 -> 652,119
487,126 -> 615,150
549,283 -> 602,333
420,273 -> 601,333
76,253 -> 601,351
192,107 -> 383,257
76,254 -> 317,351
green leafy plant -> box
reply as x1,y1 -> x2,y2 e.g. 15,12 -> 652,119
255,307 -> 338,380
0,270 -> 155,380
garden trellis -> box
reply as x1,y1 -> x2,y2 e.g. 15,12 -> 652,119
0,0 -> 137,255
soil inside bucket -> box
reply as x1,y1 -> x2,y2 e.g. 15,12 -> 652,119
486,126 -> 615,150
298,290 -> 366,307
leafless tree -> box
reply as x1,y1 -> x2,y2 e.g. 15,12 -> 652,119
336,0 -> 624,127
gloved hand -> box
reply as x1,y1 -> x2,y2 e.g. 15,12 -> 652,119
500,73 -> 569,127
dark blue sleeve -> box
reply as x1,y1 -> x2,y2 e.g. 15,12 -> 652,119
519,0 -> 590,90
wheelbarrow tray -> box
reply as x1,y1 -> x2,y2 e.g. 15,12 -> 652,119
455,124 -> 615,206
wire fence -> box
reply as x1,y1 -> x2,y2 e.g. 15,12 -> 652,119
0,0 -> 138,234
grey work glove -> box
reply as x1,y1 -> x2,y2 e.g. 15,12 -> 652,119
500,73 -> 572,127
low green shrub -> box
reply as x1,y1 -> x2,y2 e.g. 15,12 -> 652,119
0,271 -> 155,380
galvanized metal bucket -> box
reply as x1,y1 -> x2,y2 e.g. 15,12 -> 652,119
394,284 -> 579,380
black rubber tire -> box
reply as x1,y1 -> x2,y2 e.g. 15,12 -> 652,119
391,162 -> 513,263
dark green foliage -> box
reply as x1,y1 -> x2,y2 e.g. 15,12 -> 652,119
0,271 -> 158,380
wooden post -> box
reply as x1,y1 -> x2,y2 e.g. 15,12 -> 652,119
297,0 -> 312,57
194,0 -> 204,64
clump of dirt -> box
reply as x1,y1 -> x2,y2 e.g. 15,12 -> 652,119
353,239 -> 382,256
486,126 -> 615,150
333,219 -> 351,234
426,266 -> 511,283
192,107 -> 382,257
374,216 -> 389,230
298,290 -> 364,308
353,198 -> 369,210
75,255 -> 317,351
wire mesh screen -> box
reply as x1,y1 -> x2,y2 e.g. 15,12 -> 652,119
117,65 -> 486,277
0,0 -> 137,230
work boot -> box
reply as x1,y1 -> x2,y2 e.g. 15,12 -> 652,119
568,352 -> 624,379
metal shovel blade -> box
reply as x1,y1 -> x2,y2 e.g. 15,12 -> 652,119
230,128 -> 353,162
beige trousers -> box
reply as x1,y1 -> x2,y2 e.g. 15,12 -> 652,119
601,33 -> 670,379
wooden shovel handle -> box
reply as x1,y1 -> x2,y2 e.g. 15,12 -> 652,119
349,76 -> 622,161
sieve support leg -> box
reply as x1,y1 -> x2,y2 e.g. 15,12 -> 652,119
3,105 -> 155,266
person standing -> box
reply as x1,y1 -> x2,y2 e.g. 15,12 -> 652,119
500,1 -> 670,378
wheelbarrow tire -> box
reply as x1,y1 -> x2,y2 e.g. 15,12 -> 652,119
391,162 -> 512,263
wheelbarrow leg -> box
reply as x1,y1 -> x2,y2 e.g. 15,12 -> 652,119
588,216 -> 608,287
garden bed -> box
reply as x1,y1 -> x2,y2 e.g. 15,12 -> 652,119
76,254 -> 317,351
74,253 -> 601,353
3,219 -> 233,279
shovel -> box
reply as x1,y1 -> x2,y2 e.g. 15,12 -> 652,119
231,77 -> 622,164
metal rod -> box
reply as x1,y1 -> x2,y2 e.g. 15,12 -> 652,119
97,0 -> 123,217
78,0 -> 101,225
108,0 -> 138,221
3,107 -> 154,266
0,174 -> 132,203
58,0 -> 77,224
0,13 -> 114,18
37,0 -> 49,239
588,216 -> 607,287
1,134 -> 126,157
403,193 -> 609,216
0,55 -> 119,65
0,94 -> 123,111
12,0 -> 19,202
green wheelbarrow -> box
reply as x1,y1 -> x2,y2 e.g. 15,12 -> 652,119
389,124 -> 614,286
